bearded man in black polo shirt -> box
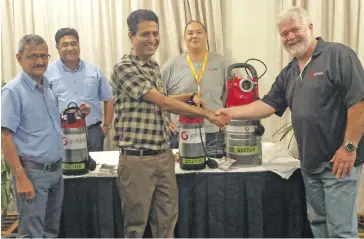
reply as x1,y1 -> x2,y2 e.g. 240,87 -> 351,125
218,7 -> 364,238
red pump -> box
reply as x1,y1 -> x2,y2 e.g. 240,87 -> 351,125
222,60 -> 267,166
225,63 -> 260,107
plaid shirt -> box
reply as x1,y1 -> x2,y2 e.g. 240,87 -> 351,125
110,53 -> 170,150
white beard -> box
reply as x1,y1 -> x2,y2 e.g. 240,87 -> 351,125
284,29 -> 312,58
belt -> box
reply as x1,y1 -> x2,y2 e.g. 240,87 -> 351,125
119,148 -> 166,156
87,121 -> 102,129
19,157 -> 61,172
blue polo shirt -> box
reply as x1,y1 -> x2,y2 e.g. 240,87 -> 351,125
1,71 -> 63,164
45,59 -> 113,127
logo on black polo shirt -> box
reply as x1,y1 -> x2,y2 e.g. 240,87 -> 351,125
308,71 -> 324,78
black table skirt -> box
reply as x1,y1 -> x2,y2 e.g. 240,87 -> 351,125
59,169 -> 313,238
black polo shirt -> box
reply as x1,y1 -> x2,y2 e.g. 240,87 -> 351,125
262,37 -> 364,174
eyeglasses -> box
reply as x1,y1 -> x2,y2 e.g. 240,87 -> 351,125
25,54 -> 51,60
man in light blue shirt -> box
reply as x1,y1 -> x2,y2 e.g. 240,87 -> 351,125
46,28 -> 113,151
1,34 -> 64,238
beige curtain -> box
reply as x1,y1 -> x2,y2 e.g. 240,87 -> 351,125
1,0 -> 363,215
1,0 -> 224,151
222,0 -> 363,141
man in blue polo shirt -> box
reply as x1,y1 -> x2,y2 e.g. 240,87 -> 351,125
46,28 -> 113,151
1,34 -> 63,238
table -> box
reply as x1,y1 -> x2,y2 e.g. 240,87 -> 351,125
59,142 -> 313,238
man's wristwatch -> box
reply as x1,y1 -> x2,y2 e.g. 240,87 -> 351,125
103,124 -> 111,129
343,142 -> 357,152
190,92 -> 198,101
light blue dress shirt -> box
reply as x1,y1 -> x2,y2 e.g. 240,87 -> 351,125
1,71 -> 63,163
45,59 -> 113,127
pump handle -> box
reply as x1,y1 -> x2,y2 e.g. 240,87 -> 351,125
227,63 -> 258,80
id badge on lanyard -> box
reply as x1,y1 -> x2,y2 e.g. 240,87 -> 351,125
186,51 -> 208,95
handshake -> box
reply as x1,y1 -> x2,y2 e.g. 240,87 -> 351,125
191,95 -> 232,128
205,109 -> 231,128
168,108 -> 231,135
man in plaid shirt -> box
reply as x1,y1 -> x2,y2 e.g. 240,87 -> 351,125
111,9 -> 228,238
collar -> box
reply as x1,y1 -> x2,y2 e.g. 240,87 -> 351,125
21,71 -> 49,91
290,37 -> 326,68
312,37 -> 326,56
185,50 -> 208,61
128,50 -> 155,67
59,58 -> 83,72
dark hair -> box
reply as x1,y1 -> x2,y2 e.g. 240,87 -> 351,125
18,34 -> 47,54
184,20 -> 207,34
184,20 -> 209,51
55,28 -> 79,44
127,9 -> 159,36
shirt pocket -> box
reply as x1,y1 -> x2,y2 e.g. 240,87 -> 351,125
313,73 -> 337,104
84,76 -> 99,99
26,112 -> 47,133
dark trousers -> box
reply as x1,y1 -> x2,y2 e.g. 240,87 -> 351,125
87,123 -> 105,152
13,166 -> 63,238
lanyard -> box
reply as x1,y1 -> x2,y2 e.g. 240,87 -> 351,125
186,50 -> 208,95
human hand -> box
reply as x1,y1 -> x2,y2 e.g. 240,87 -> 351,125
168,122 -> 178,135
80,103 -> 91,116
15,172 -> 35,200
330,146 -> 356,178
192,95 -> 206,108
101,126 -> 110,137
206,111 -> 229,127
216,107 -> 233,120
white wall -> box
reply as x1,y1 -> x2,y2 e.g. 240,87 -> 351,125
222,0 -> 290,142
222,0 -> 364,144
